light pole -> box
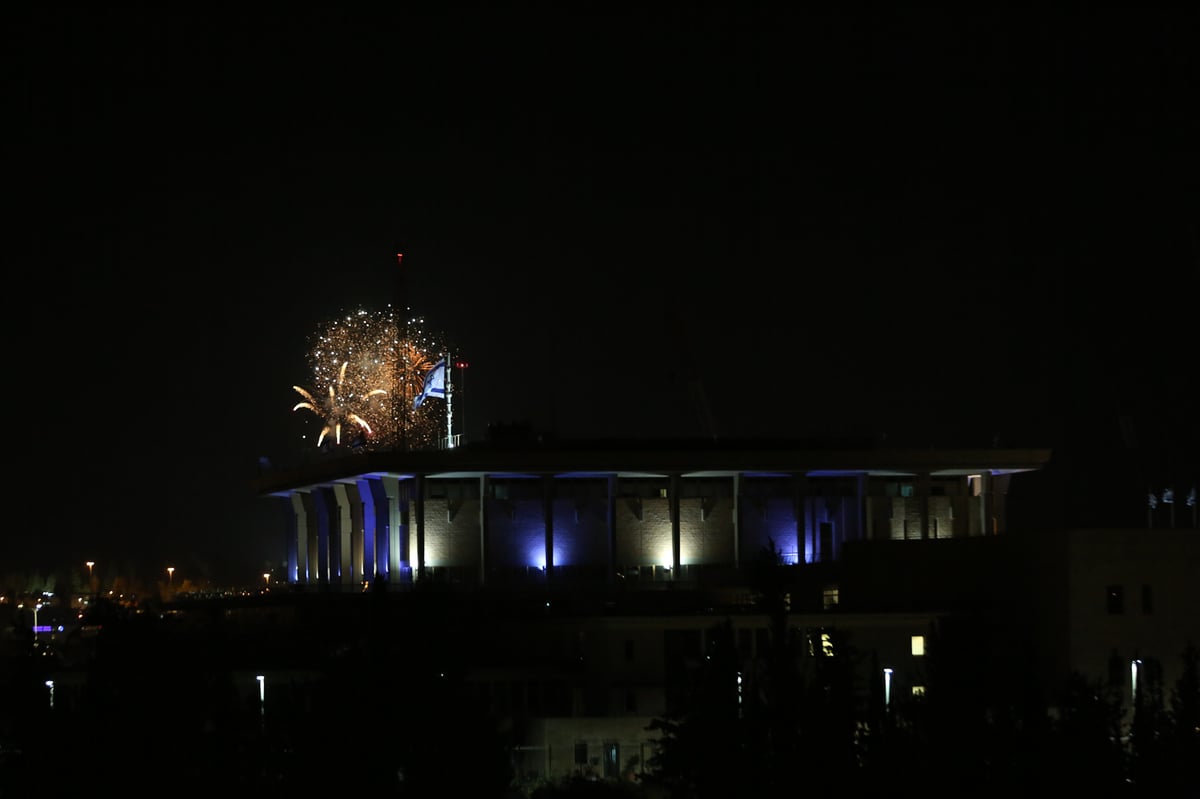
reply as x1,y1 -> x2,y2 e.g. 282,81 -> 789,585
167,566 -> 174,588
33,602 -> 42,641
256,674 -> 266,726
86,561 -> 94,580
263,573 -> 271,588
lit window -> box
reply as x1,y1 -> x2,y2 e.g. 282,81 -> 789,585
912,685 -> 926,697
823,586 -> 839,610
911,635 -> 925,656
821,632 -> 834,657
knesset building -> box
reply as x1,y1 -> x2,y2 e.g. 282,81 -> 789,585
257,437 -> 1048,590
253,437 -> 1058,782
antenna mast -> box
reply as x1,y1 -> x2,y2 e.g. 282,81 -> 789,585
394,252 -> 408,451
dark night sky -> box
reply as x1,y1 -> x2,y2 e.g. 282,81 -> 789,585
7,5 -> 1198,586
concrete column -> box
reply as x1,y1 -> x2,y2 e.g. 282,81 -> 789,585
414,474 -> 426,582
607,475 -> 617,582
918,471 -> 931,540
359,477 -> 390,584
670,473 -> 681,575
856,473 -> 868,544
290,492 -> 315,585
479,475 -> 488,586
313,487 -> 335,586
732,473 -> 741,569
544,475 -> 555,581
333,483 -> 359,587
381,475 -> 403,583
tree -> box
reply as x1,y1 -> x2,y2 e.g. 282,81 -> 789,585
1042,671 -> 1128,791
644,541 -> 864,798
1160,642 -> 1200,790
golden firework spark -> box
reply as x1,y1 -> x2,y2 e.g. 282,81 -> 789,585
292,361 -> 385,447
293,307 -> 449,451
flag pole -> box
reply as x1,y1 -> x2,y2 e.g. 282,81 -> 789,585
445,349 -> 454,449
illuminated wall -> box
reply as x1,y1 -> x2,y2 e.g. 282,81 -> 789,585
677,497 -> 736,565
421,498 -> 482,570
486,498 -> 549,569
615,497 -> 674,569
739,496 -> 802,564
550,498 -> 609,567
279,469 -> 1013,586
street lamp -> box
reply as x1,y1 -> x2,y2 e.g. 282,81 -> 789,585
86,561 -> 94,580
167,566 -> 174,587
33,602 -> 42,641
263,573 -> 270,587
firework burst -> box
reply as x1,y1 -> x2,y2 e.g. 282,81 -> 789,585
292,307 -> 449,452
291,361 -> 385,447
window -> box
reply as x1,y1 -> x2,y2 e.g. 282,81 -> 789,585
911,635 -> 925,656
822,586 -> 839,611
900,484 -> 915,498
967,475 -> 982,496
805,630 -> 835,657
574,742 -> 588,766
1106,585 -> 1124,615
912,685 -> 926,697
1142,584 -> 1153,614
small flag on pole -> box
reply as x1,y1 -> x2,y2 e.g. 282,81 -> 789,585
414,359 -> 446,408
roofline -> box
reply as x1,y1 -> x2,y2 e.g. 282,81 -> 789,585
252,439 -> 1053,497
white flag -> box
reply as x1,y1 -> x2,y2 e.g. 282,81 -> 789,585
413,359 -> 446,408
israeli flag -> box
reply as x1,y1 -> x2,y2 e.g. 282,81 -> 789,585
413,359 -> 446,408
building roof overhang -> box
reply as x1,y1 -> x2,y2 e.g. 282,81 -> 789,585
252,437 -> 1053,498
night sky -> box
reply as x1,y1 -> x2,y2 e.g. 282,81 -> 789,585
9,6 -> 1198,586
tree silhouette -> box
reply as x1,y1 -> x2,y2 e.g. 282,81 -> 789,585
644,540 -> 864,798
